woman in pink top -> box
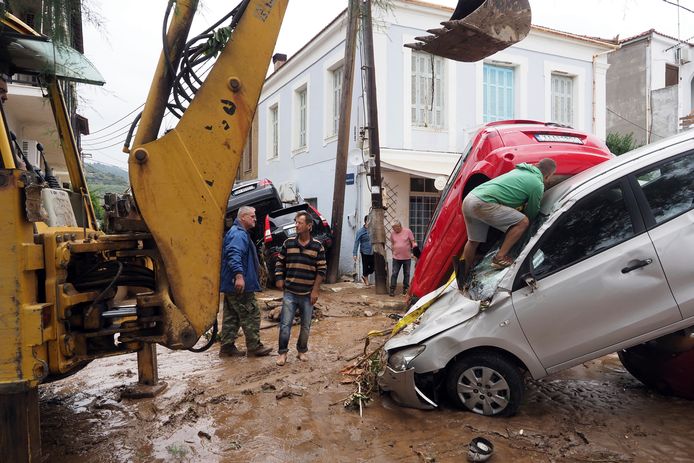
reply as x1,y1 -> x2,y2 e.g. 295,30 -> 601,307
389,220 -> 418,297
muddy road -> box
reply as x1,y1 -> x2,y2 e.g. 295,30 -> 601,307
40,284 -> 693,462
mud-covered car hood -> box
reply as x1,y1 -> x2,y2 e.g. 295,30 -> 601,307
385,284 -> 481,350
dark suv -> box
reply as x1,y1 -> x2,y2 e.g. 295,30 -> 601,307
262,203 -> 333,286
224,178 -> 283,243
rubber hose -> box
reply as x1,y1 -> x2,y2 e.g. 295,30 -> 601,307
188,319 -> 218,353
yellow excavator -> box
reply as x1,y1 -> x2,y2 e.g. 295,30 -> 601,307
0,1 -> 533,460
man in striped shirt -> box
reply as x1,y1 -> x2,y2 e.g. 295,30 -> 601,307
275,211 -> 327,366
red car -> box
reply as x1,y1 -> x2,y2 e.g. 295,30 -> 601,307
409,120 -> 614,300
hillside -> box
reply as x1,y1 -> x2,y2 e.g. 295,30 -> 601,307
84,162 -> 129,196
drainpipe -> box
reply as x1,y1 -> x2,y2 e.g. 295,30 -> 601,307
592,47 -> 617,137
645,41 -> 652,143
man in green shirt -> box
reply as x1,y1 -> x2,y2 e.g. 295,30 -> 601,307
461,159 -> 556,277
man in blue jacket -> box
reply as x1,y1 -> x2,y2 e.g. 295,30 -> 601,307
219,206 -> 272,357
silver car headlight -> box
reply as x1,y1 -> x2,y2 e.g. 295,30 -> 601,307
388,345 -> 426,372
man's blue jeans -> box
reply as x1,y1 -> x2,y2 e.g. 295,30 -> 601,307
278,291 -> 313,354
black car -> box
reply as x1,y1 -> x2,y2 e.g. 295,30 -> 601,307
262,203 -> 333,286
224,178 -> 283,244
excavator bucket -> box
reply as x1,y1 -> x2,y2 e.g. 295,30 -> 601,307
405,0 -> 531,62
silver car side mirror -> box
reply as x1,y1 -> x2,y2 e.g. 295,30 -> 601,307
522,273 -> 538,292
496,286 -> 512,295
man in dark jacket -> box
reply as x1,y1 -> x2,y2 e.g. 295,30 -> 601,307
219,206 -> 272,357
353,215 -> 374,285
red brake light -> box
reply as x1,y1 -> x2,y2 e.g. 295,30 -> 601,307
264,215 -> 272,243
259,178 -> 272,187
309,204 -> 330,228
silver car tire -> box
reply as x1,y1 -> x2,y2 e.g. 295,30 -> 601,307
446,352 -> 523,417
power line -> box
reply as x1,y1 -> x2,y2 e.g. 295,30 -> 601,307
82,119 -> 137,142
82,127 -> 131,147
89,103 -> 145,134
86,35 -> 220,143
606,107 -> 664,139
662,0 -> 694,15
84,138 -> 132,151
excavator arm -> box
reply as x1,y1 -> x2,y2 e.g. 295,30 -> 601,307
127,0 -> 287,347
0,2 -> 286,460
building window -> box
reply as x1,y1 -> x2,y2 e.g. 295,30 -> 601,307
268,104 -> 279,159
331,66 -> 343,136
411,51 -> 445,128
295,86 -> 308,149
409,177 -> 438,193
551,73 -> 574,126
409,177 -> 440,246
665,64 -> 679,87
483,64 -> 514,122
409,195 -> 439,246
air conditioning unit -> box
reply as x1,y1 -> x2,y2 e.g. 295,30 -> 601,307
278,181 -> 298,203
21,139 -> 40,167
676,46 -> 691,65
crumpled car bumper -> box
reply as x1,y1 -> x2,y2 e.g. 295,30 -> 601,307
378,365 -> 437,409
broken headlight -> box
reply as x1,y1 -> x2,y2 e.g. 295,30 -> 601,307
388,345 -> 426,372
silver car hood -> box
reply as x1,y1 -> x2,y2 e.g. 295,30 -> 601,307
385,284 -> 481,350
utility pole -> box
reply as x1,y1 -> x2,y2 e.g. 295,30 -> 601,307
362,0 -> 387,294
326,0 -> 360,283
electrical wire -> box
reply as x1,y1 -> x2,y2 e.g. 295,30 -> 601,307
606,107 -> 664,140
83,139 -> 132,151
88,103 -> 145,135
82,119 -> 137,142
662,0 -> 694,15
82,126 -> 134,146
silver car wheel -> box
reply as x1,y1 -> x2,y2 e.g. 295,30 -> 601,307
456,366 -> 510,416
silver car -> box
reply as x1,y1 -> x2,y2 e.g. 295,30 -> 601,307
379,131 -> 694,416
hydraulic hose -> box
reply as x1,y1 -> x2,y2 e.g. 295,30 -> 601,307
188,319 -> 218,352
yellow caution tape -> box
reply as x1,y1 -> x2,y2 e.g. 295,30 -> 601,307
391,269 -> 458,336
367,257 -> 464,339
367,328 -> 391,338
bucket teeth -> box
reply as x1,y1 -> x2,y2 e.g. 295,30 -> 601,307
414,35 -> 436,44
440,20 -> 463,29
426,27 -> 448,35
404,0 -> 532,62
403,42 -> 423,50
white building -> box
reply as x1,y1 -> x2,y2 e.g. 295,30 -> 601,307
607,30 -> 694,145
252,0 -> 615,275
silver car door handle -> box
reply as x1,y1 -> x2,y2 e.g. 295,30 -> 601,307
621,258 -> 653,274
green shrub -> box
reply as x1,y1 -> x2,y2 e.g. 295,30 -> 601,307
89,190 -> 104,222
606,132 -> 639,156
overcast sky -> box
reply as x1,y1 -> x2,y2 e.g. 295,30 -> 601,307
79,0 -> 693,169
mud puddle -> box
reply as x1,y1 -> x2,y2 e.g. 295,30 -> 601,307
40,284 -> 694,462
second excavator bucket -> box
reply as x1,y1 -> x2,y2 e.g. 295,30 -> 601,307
405,0 -> 531,62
